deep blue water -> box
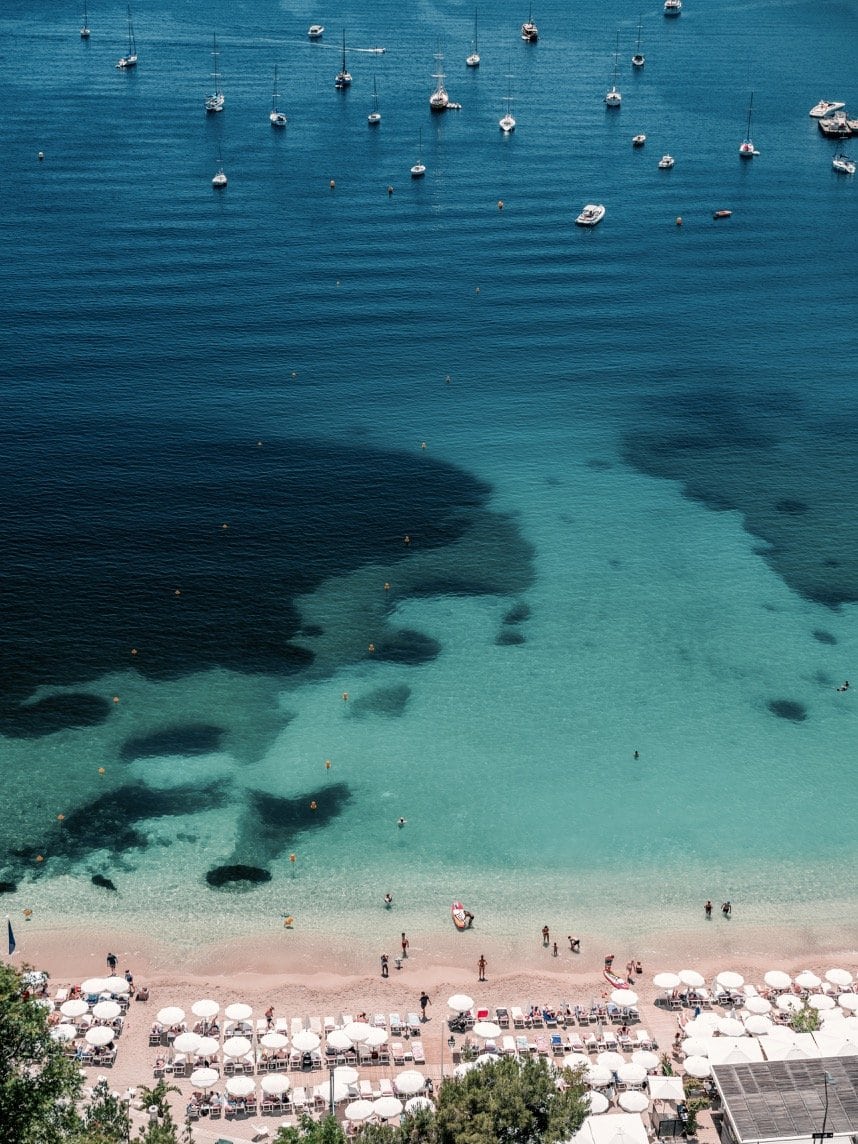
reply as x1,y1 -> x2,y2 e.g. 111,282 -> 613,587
1,0 -> 857,942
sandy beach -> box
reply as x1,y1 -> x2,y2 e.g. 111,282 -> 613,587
15,916 -> 858,1143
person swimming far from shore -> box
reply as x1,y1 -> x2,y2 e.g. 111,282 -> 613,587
384,893 -> 393,908
397,817 -> 407,828
836,680 -> 850,692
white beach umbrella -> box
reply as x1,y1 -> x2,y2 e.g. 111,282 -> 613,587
405,1096 -> 434,1114
156,1006 -> 185,1026
717,1017 -> 746,1037
51,1024 -> 78,1041
764,970 -> 792,991
683,1015 -> 720,1037
395,1069 -> 426,1095
821,1008 -> 846,1024
81,978 -> 108,995
683,1055 -> 711,1078
261,1073 -> 291,1095
837,994 -> 858,1012
744,1016 -> 774,1036
365,1027 -> 388,1047
597,1051 -> 625,1071
585,1065 -> 613,1087
92,1000 -> 122,1021
843,1017 -> 858,1033
374,1095 -> 404,1120
776,994 -> 804,1012
681,1038 -> 710,1058
653,973 -> 681,990
472,1021 -> 502,1040
103,976 -> 129,995
190,1067 -> 219,1089
291,1030 -> 321,1052
316,1079 -> 351,1103
716,971 -> 745,990
173,1031 -> 202,1055
678,970 -> 705,988
345,1099 -> 375,1122
564,1053 -> 591,1071
631,1050 -> 659,1070
744,997 -> 772,1015
61,999 -> 89,1018
260,1031 -> 289,1050
808,994 -> 835,1011
222,1035 -> 252,1058
326,1029 -> 352,1051
447,994 -> 474,1012
795,971 -> 821,990
612,989 -> 638,1007
334,1065 -> 359,1085
587,1092 -> 610,1115
617,1062 -> 647,1086
191,999 -> 220,1020
475,1052 -> 500,1065
454,1061 -> 477,1077
196,1035 -> 220,1056
342,1021 -> 372,1043
619,1090 -> 650,1112
826,969 -> 854,989
226,1076 -> 256,1097
225,1002 -> 253,1022
85,1025 -> 114,1046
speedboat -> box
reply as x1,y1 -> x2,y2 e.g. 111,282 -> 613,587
809,100 -> 845,118
308,24 -> 324,38
575,203 -> 605,227
212,166 -> 227,188
663,0 -> 682,15
832,153 -> 856,174
658,154 -> 675,168
632,133 -> 646,146
713,209 -> 732,219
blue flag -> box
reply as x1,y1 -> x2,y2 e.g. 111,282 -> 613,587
7,917 -> 15,956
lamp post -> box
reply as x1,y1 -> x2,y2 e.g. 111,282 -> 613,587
329,1059 -> 336,1115
811,1071 -> 836,1143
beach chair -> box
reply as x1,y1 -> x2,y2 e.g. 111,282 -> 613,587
378,1079 -> 395,1098
152,1060 -> 165,1078
496,1007 -> 510,1028
360,1080 -> 373,1100
606,1003 -> 621,1023
603,1031 -> 618,1051
391,1042 -> 407,1065
411,1040 -> 425,1064
208,1104 -> 222,1119
149,1031 -> 162,1047
584,1031 -> 599,1053
635,1029 -> 654,1050
251,1125 -> 270,1141
475,1007 -> 490,1022
511,1007 -> 526,1028
261,1099 -> 277,1116
308,1016 -> 322,1037
529,1009 -> 544,1028
55,986 -> 70,1003
291,1017 -> 304,1038
291,1087 -> 307,1112
618,1032 -> 633,1051
551,1033 -> 565,1055
502,1035 -> 517,1055
274,1017 -> 288,1033
341,1013 -> 354,1027
407,1013 -> 421,1037
373,1013 -> 386,1029
324,1015 -> 337,1033
567,1031 -> 585,1053
535,1035 -> 549,1056
389,1013 -> 403,1035
357,1045 -> 373,1065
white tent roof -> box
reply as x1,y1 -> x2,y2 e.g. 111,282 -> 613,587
705,1037 -> 765,1066
570,1112 -> 649,1144
647,1075 -> 686,1102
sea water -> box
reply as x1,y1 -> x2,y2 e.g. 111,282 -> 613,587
1,0 -> 857,955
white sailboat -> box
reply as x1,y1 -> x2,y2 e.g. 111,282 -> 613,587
116,5 -> 137,68
270,64 -> 287,127
335,30 -> 352,89
739,92 -> 758,158
80,0 -> 91,39
367,77 -> 381,125
520,2 -> 538,42
466,10 -> 480,67
632,15 -> 644,67
605,33 -> 621,107
429,50 -> 449,112
212,148 -> 227,188
411,129 -> 426,178
499,70 -> 515,133
205,34 -> 224,113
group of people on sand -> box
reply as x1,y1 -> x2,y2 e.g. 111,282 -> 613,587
540,926 -> 581,956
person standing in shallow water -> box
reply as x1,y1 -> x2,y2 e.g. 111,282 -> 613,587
541,925 -> 550,945
704,900 -> 712,919
721,901 -> 731,918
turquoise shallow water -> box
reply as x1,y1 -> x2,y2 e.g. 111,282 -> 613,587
1,0 -> 857,952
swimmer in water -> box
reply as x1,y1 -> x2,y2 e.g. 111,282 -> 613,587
397,817 -> 407,828
384,893 -> 393,907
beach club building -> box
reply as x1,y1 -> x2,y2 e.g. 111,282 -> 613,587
711,1057 -> 858,1144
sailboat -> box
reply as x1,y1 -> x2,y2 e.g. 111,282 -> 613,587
605,33 -> 621,107
632,16 -> 644,67
212,147 -> 227,188
411,129 -> 426,178
116,5 -> 137,68
334,31 -> 352,89
739,92 -> 758,158
80,0 -> 91,39
429,50 -> 449,112
367,77 -> 381,125
520,2 -> 538,42
499,70 -> 515,133
205,34 -> 224,113
270,65 -> 287,127
466,10 -> 480,68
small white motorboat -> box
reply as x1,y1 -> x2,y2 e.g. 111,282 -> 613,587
832,153 -> 856,174
658,154 -> 675,168
632,133 -> 646,146
308,24 -> 324,38
809,100 -> 845,118
575,203 -> 605,227
663,0 -> 682,15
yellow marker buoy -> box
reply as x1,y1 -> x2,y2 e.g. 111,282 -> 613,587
98,767 -> 106,775
342,691 -> 349,701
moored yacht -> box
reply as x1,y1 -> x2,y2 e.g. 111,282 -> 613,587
367,77 -> 381,125
631,15 -> 644,67
466,10 -> 480,67
832,153 -> 856,174
658,154 -> 675,168
809,100 -> 845,118
739,92 -> 758,158
411,129 -> 426,178
429,51 -> 449,111
575,203 -> 605,227
663,0 -> 682,16
308,24 -> 324,39
116,4 -> 137,68
205,34 -> 224,113
520,3 -> 538,42
632,133 -> 646,146
212,164 -> 227,188
80,0 -> 90,39
335,30 -> 352,88
605,32 -> 621,107
269,64 -> 286,127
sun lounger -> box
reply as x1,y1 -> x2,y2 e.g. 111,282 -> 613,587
389,1013 -> 403,1035
291,1087 -> 307,1112
391,1041 -> 407,1065
496,1008 -> 510,1028
550,1033 -> 564,1055
511,1007 -> 526,1028
567,1031 -> 585,1052
308,1015 -> 322,1036
407,1013 -> 421,1037
502,1035 -> 517,1055
584,1031 -> 598,1052
373,1013 -> 386,1028
324,1015 -> 337,1032
535,1035 -> 549,1056
290,1017 -> 304,1038
475,1007 -> 490,1021
411,1040 -> 425,1064
360,1080 -> 373,1099
635,1029 -> 654,1049
378,1079 -> 395,1098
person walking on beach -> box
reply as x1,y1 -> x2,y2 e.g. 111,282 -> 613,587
419,991 -> 431,1020
721,901 -> 732,918
381,954 -> 389,978
401,932 -> 410,959
704,900 -> 712,919
478,954 -> 487,982
106,952 -> 117,973
541,925 -> 550,945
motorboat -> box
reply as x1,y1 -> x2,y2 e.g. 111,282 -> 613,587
334,30 -> 352,89
367,77 -> 381,125
308,25 -> 324,39
269,64 -> 286,127
212,165 -> 227,188
205,34 -> 224,113
632,133 -> 646,146
631,15 -> 644,67
809,100 -> 845,118
521,3 -> 538,42
429,51 -> 449,112
713,210 -> 732,219
575,203 -> 605,227
663,0 -> 682,15
116,4 -> 137,68
832,153 -> 856,174
658,154 -> 675,168
466,9 -> 480,67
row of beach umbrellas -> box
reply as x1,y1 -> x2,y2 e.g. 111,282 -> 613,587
653,968 -> 854,992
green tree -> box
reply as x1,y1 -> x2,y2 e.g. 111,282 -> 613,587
0,961 -> 85,1144
72,1077 -> 132,1142
275,1113 -> 348,1144
135,1079 -> 183,1143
